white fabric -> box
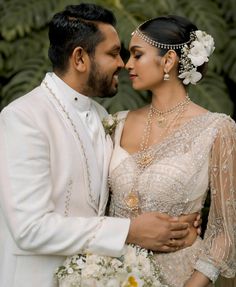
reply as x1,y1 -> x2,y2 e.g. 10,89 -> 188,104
109,111 -> 236,286
52,73 -> 104,175
0,73 -> 130,287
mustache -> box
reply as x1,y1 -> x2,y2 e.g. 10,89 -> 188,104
113,67 -> 122,76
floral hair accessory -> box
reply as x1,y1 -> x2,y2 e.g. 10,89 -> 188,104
132,25 -> 215,85
178,30 -> 215,85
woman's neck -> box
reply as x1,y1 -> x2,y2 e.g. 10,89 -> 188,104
151,85 -> 188,111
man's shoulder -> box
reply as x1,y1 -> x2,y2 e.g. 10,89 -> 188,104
4,85 -> 43,109
1,84 -> 50,117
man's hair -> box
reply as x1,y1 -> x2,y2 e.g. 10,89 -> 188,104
48,3 -> 116,73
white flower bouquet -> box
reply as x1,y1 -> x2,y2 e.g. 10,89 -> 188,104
55,244 -> 167,287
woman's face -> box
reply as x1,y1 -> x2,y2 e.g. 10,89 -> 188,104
126,34 -> 164,91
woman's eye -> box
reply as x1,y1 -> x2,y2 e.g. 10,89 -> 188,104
134,54 -> 141,59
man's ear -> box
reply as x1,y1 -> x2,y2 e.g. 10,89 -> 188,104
71,47 -> 89,72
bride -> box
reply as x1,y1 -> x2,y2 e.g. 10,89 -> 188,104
108,15 -> 236,287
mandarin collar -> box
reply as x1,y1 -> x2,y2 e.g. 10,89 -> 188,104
52,72 -> 91,112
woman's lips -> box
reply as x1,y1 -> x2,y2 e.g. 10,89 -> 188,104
129,74 -> 137,80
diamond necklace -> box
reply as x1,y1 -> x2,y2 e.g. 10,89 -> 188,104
150,95 -> 190,128
124,97 -> 191,215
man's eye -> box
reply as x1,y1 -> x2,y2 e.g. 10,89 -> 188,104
109,52 -> 120,58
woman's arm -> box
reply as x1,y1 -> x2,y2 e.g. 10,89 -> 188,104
186,116 -> 236,286
184,270 -> 211,287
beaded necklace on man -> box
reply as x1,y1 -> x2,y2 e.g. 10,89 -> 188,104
124,96 -> 191,215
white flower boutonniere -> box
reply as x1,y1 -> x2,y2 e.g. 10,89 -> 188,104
102,114 -> 119,135
55,244 -> 167,287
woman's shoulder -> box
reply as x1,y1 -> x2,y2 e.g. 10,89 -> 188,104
209,112 -> 236,130
206,112 -> 236,144
115,106 -> 148,124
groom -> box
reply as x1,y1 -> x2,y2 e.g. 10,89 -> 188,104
0,3 -> 200,287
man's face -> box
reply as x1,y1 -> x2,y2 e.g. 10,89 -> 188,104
84,23 -> 124,98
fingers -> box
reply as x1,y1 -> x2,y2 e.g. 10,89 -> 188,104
179,212 -> 198,224
167,238 -> 183,247
193,214 -> 202,228
197,227 -> 201,236
170,221 -> 189,231
170,228 -> 189,239
158,243 -> 183,253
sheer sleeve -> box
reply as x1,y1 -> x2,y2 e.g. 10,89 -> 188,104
195,116 -> 236,282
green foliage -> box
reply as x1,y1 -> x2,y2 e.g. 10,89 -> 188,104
0,0 -> 235,115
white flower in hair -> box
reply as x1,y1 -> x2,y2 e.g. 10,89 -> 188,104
179,68 -> 202,85
188,41 -> 209,66
195,30 -> 215,56
178,29 -> 215,85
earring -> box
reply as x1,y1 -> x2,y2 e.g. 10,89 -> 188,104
163,71 -> 170,81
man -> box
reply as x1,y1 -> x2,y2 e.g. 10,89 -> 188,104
0,3 -> 199,287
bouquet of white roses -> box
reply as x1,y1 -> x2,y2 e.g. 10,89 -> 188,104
55,244 -> 167,287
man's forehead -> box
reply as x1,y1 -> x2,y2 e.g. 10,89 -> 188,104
96,23 -> 121,50
97,22 -> 119,39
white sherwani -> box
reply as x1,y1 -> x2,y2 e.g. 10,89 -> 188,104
0,73 -> 130,287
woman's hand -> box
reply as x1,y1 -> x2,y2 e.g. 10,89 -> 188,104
184,271 -> 211,287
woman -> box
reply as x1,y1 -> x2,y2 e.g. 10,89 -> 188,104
108,15 -> 236,287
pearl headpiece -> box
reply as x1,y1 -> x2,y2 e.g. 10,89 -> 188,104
132,28 -> 195,50
132,24 -> 215,85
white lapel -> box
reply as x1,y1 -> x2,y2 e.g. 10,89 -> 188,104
90,101 -> 113,215
98,132 -> 113,216
41,73 -> 101,213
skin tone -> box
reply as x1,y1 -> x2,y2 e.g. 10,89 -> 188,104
125,33 -> 211,286
58,23 -> 124,98
58,22 -> 201,253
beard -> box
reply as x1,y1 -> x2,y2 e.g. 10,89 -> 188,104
85,60 -> 119,98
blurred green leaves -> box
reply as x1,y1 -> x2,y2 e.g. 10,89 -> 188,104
0,0 -> 235,115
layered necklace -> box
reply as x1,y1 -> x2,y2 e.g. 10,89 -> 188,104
124,95 -> 191,215
150,95 -> 190,128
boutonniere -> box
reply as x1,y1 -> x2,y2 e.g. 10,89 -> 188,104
102,114 -> 119,135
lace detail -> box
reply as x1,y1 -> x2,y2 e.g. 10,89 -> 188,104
195,259 -> 220,283
109,112 -> 236,286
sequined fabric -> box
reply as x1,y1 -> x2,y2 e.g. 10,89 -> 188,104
109,111 -> 236,287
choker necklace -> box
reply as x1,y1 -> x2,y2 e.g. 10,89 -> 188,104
150,95 -> 190,127
124,96 -> 191,215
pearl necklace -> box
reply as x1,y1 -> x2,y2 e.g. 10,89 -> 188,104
124,96 -> 191,215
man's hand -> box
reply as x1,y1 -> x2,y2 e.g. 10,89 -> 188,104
179,212 -> 202,235
126,212 -> 202,252
126,212 -> 190,252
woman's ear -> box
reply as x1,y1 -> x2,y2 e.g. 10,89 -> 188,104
162,49 -> 178,73
71,47 -> 89,72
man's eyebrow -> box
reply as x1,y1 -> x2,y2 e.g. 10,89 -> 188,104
110,44 -> 121,51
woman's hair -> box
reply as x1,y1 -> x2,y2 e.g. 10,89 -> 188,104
48,3 -> 116,73
139,15 -> 197,57
137,15 -> 210,83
